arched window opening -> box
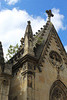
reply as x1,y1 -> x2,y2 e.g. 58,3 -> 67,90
49,80 -> 67,100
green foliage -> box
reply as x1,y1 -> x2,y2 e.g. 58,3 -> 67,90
6,43 -> 19,61
37,37 -> 43,44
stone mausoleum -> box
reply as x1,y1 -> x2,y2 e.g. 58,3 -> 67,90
0,10 -> 67,100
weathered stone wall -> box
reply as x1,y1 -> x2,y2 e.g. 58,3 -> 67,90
9,66 -> 27,100
9,31 -> 67,100
0,76 -> 10,100
34,36 -> 67,100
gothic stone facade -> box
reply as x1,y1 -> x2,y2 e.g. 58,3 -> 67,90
0,10 -> 67,100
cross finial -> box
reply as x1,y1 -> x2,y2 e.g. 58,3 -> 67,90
46,10 -> 54,22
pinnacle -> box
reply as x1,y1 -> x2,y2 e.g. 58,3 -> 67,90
27,21 -> 31,25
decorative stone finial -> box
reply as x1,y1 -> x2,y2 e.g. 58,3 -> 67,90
23,21 -> 34,56
46,10 -> 54,22
25,21 -> 33,38
27,21 -> 31,25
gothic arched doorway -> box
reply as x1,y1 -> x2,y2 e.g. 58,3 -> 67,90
49,80 -> 67,100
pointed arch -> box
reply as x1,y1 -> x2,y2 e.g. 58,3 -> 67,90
49,80 -> 67,100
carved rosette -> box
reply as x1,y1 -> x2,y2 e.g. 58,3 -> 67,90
49,51 -> 62,68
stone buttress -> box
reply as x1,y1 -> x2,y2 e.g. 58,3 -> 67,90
0,42 -> 12,100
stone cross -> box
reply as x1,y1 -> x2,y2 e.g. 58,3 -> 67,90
46,10 -> 54,21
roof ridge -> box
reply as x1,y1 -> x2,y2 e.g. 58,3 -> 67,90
33,21 -> 53,59
33,21 -> 53,47
33,21 -> 50,37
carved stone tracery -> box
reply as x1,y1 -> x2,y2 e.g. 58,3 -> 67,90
52,87 -> 64,100
49,51 -> 62,68
50,80 -> 67,100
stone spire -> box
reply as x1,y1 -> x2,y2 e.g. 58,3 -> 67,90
25,21 -> 33,39
46,10 -> 54,22
23,21 -> 34,56
0,41 -> 4,72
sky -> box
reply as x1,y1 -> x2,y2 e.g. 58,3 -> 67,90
0,0 -> 67,58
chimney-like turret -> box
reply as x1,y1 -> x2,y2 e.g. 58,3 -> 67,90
23,21 -> 34,56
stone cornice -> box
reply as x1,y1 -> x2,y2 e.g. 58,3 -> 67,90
12,54 -> 38,73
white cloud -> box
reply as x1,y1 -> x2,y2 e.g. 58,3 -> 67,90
0,8 -> 46,58
5,0 -> 19,5
51,8 -> 66,31
0,8 -> 66,58
64,46 -> 67,52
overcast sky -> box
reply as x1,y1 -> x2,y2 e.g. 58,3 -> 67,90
0,0 -> 67,58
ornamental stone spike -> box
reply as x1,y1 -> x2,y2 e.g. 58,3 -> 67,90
46,10 -> 54,22
25,21 -> 33,39
23,21 -> 34,56
27,20 -> 31,25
